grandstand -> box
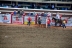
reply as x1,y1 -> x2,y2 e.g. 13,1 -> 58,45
0,0 -> 72,10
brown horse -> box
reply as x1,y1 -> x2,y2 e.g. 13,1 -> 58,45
52,17 -> 63,26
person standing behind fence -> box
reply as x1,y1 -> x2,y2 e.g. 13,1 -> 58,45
17,10 -> 20,14
13,10 -> 17,16
38,16 -> 42,27
27,16 -> 32,26
46,17 -> 51,28
62,19 -> 66,28
20,10 -> 24,16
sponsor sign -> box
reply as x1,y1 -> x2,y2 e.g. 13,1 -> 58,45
41,17 -> 46,24
66,17 -> 72,26
24,16 -> 35,24
12,16 -> 23,24
0,14 -> 11,23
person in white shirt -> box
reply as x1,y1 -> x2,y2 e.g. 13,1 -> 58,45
56,12 -> 60,20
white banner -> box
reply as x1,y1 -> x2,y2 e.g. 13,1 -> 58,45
12,16 -> 23,24
0,14 -> 11,23
41,17 -> 46,24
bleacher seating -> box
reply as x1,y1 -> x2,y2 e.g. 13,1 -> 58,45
0,0 -> 72,10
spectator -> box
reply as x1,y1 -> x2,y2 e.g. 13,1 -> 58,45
26,7 -> 28,9
13,10 -> 17,15
14,5 -> 18,8
34,4 -> 36,9
51,4 -> 55,9
20,10 -> 24,16
41,12 -> 44,16
4,4 -> 9,8
17,10 -> 20,14
23,12 -> 26,16
62,8 -> 65,10
54,8 -> 57,10
65,8 -> 68,10
38,13 -> 41,16
12,3 -> 15,8
28,12 -> 31,16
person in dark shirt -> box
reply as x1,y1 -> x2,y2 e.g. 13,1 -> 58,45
17,10 -> 21,17
38,16 -> 42,27
20,10 -> 24,16
17,10 -> 20,14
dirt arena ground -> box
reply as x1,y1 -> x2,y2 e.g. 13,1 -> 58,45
0,23 -> 72,48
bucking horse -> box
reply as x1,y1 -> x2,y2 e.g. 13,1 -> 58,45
52,17 -> 63,26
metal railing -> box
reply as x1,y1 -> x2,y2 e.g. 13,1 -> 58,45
0,7 -> 72,12
0,0 -> 72,4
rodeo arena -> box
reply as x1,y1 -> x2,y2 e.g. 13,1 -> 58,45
0,0 -> 72,48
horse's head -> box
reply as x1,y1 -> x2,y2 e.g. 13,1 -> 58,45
52,17 -> 56,20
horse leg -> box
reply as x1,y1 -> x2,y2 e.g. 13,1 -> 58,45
58,21 -> 60,26
59,23 -> 61,26
55,22 -> 57,26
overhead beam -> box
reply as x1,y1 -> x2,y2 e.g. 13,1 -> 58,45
0,0 -> 72,4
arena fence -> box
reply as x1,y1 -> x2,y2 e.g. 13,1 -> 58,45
0,13 -> 72,26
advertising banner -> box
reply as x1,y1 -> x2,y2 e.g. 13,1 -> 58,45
41,16 -> 46,24
0,14 -> 11,23
12,16 -> 23,24
66,17 -> 72,26
24,16 -> 35,25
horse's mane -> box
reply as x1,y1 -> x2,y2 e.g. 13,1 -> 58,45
52,17 -> 57,20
